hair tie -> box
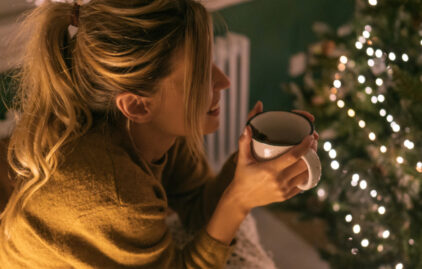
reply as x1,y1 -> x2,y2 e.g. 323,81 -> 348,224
68,2 -> 81,39
70,2 -> 80,27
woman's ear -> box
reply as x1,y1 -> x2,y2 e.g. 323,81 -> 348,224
115,92 -> 156,123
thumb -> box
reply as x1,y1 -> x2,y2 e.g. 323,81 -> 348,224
237,125 -> 254,166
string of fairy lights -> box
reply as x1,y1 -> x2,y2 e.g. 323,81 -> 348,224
315,0 -> 422,268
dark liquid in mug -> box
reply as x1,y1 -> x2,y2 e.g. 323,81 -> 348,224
250,125 -> 270,142
248,111 -> 314,146
249,124 -> 307,145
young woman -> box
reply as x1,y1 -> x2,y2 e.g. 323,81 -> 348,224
0,0 -> 318,268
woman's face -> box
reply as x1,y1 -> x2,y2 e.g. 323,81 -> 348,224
150,45 -> 230,137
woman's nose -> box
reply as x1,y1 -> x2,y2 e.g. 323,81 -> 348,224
212,64 -> 231,91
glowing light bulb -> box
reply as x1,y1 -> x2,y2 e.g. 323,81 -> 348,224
370,190 -> 377,197
375,49 -> 383,58
417,162 -> 422,173
391,122 -> 400,132
402,53 -> 409,62
382,230 -> 390,238
396,263 -> 403,269
359,120 -> 366,128
358,36 -> 366,43
331,161 -> 340,170
351,174 -> 359,187
317,188 -> 326,199
329,149 -> 337,159
368,0 -> 377,6
358,75 -> 366,84
378,206 -> 386,215
396,156 -> 404,164
371,96 -> 378,103
359,180 -> 367,190
365,25 -> 372,32
379,109 -> 386,116
345,214 -> 352,222
333,203 -> 340,211
365,87 -> 373,94
353,224 -> 361,234
389,52 -> 396,61
366,47 -> 374,56
377,244 -> 384,252
361,239 -> 369,247
380,145 -> 387,153
333,80 -> 342,88
323,141 -> 332,151
340,55 -> 348,64
362,30 -> 370,38
368,59 -> 375,66
355,41 -> 363,50
376,78 -> 383,86
386,115 -> 393,122
369,132 -> 376,141
347,109 -> 356,117
337,100 -> 345,108
378,94 -> 385,102
404,139 -> 414,149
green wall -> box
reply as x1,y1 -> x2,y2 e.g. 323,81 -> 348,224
215,0 -> 354,112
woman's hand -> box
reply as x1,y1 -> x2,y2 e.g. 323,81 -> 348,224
291,109 -> 319,151
247,100 -> 263,121
205,103 -> 317,244
224,103 -> 316,214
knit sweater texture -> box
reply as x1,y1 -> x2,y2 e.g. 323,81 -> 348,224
0,125 -> 239,268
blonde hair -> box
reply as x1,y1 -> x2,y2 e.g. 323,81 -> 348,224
0,0 -> 213,239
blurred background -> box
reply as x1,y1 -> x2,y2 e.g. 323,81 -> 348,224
3,0 -> 422,269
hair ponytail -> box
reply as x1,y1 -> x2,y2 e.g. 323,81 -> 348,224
0,1 -> 92,237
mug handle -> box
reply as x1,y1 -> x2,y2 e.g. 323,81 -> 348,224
297,149 -> 322,190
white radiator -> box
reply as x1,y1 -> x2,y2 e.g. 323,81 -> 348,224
204,32 -> 250,173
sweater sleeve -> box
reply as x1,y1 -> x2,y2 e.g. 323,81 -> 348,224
162,137 -> 239,234
59,203 -> 235,269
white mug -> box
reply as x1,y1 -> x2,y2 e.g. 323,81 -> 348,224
246,111 -> 322,190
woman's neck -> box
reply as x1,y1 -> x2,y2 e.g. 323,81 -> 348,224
110,120 -> 176,166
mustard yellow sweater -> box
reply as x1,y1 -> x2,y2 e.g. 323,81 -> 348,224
0,126 -> 239,268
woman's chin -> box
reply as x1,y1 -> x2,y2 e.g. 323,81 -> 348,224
202,121 -> 219,135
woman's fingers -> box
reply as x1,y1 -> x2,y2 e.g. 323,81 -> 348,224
247,100 -> 263,122
237,126 -> 255,167
292,110 -> 319,151
284,170 -> 308,190
281,187 -> 302,201
312,131 -> 319,151
277,159 -> 307,185
266,135 -> 314,172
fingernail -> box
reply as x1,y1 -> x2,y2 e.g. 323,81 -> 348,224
243,126 -> 248,136
307,135 -> 314,144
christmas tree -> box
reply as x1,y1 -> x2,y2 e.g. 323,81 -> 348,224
283,0 -> 422,268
